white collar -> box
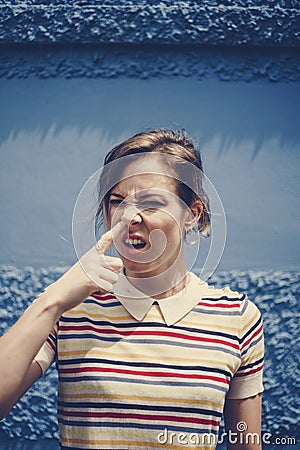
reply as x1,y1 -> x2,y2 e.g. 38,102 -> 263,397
113,272 -> 209,326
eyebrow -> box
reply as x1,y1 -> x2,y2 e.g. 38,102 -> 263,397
138,194 -> 166,200
109,192 -> 167,200
109,193 -> 124,199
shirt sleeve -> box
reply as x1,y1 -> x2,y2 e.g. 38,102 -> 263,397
34,322 -> 58,376
227,297 -> 264,399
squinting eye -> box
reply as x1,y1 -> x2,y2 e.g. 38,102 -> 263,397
109,199 -> 124,207
109,199 -> 164,211
141,201 -> 164,210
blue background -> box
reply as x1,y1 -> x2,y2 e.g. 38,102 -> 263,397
0,1 -> 299,448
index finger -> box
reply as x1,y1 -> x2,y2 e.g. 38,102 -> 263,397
96,221 -> 125,255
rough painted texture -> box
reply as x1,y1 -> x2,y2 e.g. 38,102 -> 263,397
0,267 -> 299,443
0,1 -> 299,47
0,44 -> 299,81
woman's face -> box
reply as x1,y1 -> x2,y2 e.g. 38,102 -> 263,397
107,157 -> 191,278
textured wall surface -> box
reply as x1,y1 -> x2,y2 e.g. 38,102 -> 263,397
0,3 -> 299,266
0,2 -> 299,449
1,1 -> 299,81
1,0 -> 299,47
0,268 -> 299,446
1,44 -> 299,81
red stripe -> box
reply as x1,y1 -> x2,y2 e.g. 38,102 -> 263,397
241,324 -> 263,350
46,337 -> 56,352
91,293 -> 116,300
59,366 -> 229,384
59,325 -> 239,350
236,364 -> 264,378
58,410 -> 220,426
199,302 -> 240,308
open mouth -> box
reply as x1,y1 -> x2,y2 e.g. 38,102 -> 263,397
124,237 -> 147,250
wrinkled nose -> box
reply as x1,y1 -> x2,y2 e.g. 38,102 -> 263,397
121,205 -> 142,226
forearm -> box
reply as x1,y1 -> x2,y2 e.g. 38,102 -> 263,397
0,228 -> 122,416
0,286 -> 62,407
224,395 -> 262,450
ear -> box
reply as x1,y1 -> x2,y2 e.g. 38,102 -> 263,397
184,201 -> 203,231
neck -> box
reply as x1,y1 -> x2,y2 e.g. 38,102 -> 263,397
125,257 -> 189,299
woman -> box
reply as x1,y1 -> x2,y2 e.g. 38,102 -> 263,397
0,129 -> 264,449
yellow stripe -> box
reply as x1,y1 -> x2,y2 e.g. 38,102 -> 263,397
61,436 -> 215,449
67,309 -> 131,321
241,311 -> 261,334
68,307 -> 237,333
240,350 -> 264,365
59,391 -> 222,409
66,307 -> 241,334
58,347 -> 232,365
58,349 -> 236,374
179,318 -> 239,333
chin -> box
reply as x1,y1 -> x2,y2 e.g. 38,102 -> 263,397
123,260 -> 153,274
124,260 -> 171,279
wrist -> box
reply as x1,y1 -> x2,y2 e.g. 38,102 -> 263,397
39,283 -> 68,318
41,272 -> 92,316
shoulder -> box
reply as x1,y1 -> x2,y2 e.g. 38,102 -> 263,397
193,274 -> 261,318
200,282 -> 263,339
203,283 -> 244,301
197,275 -> 246,306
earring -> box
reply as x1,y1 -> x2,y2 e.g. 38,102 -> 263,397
184,225 -> 199,245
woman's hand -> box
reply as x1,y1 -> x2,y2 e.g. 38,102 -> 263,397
46,222 -> 124,315
0,221 -> 125,417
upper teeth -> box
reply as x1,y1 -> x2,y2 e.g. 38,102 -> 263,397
125,238 -> 144,245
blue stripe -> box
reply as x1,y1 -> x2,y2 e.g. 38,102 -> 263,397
240,299 -> 248,315
241,316 -> 262,343
193,307 -> 241,316
58,357 -> 232,378
57,401 -> 222,417
58,375 -> 228,392
239,357 -> 264,371
58,334 -> 240,357
201,294 -> 245,301
241,334 -> 263,357
84,299 -> 120,308
57,418 -> 219,435
60,316 -> 240,344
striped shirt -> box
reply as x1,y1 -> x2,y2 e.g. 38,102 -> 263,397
35,272 -> 264,449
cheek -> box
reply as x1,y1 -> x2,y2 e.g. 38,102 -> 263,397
160,210 -> 186,237
108,206 -> 123,226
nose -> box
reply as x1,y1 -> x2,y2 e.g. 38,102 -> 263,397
121,205 -> 142,226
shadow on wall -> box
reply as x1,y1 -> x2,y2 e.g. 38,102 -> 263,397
1,77 -> 299,158
0,76 -> 299,268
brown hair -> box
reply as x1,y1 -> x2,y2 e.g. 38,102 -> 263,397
95,129 -> 210,238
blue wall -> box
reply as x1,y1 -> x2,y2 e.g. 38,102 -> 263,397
1,71 -> 299,270
0,2 -> 299,447
1,1 -> 299,47
1,1 -> 299,270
